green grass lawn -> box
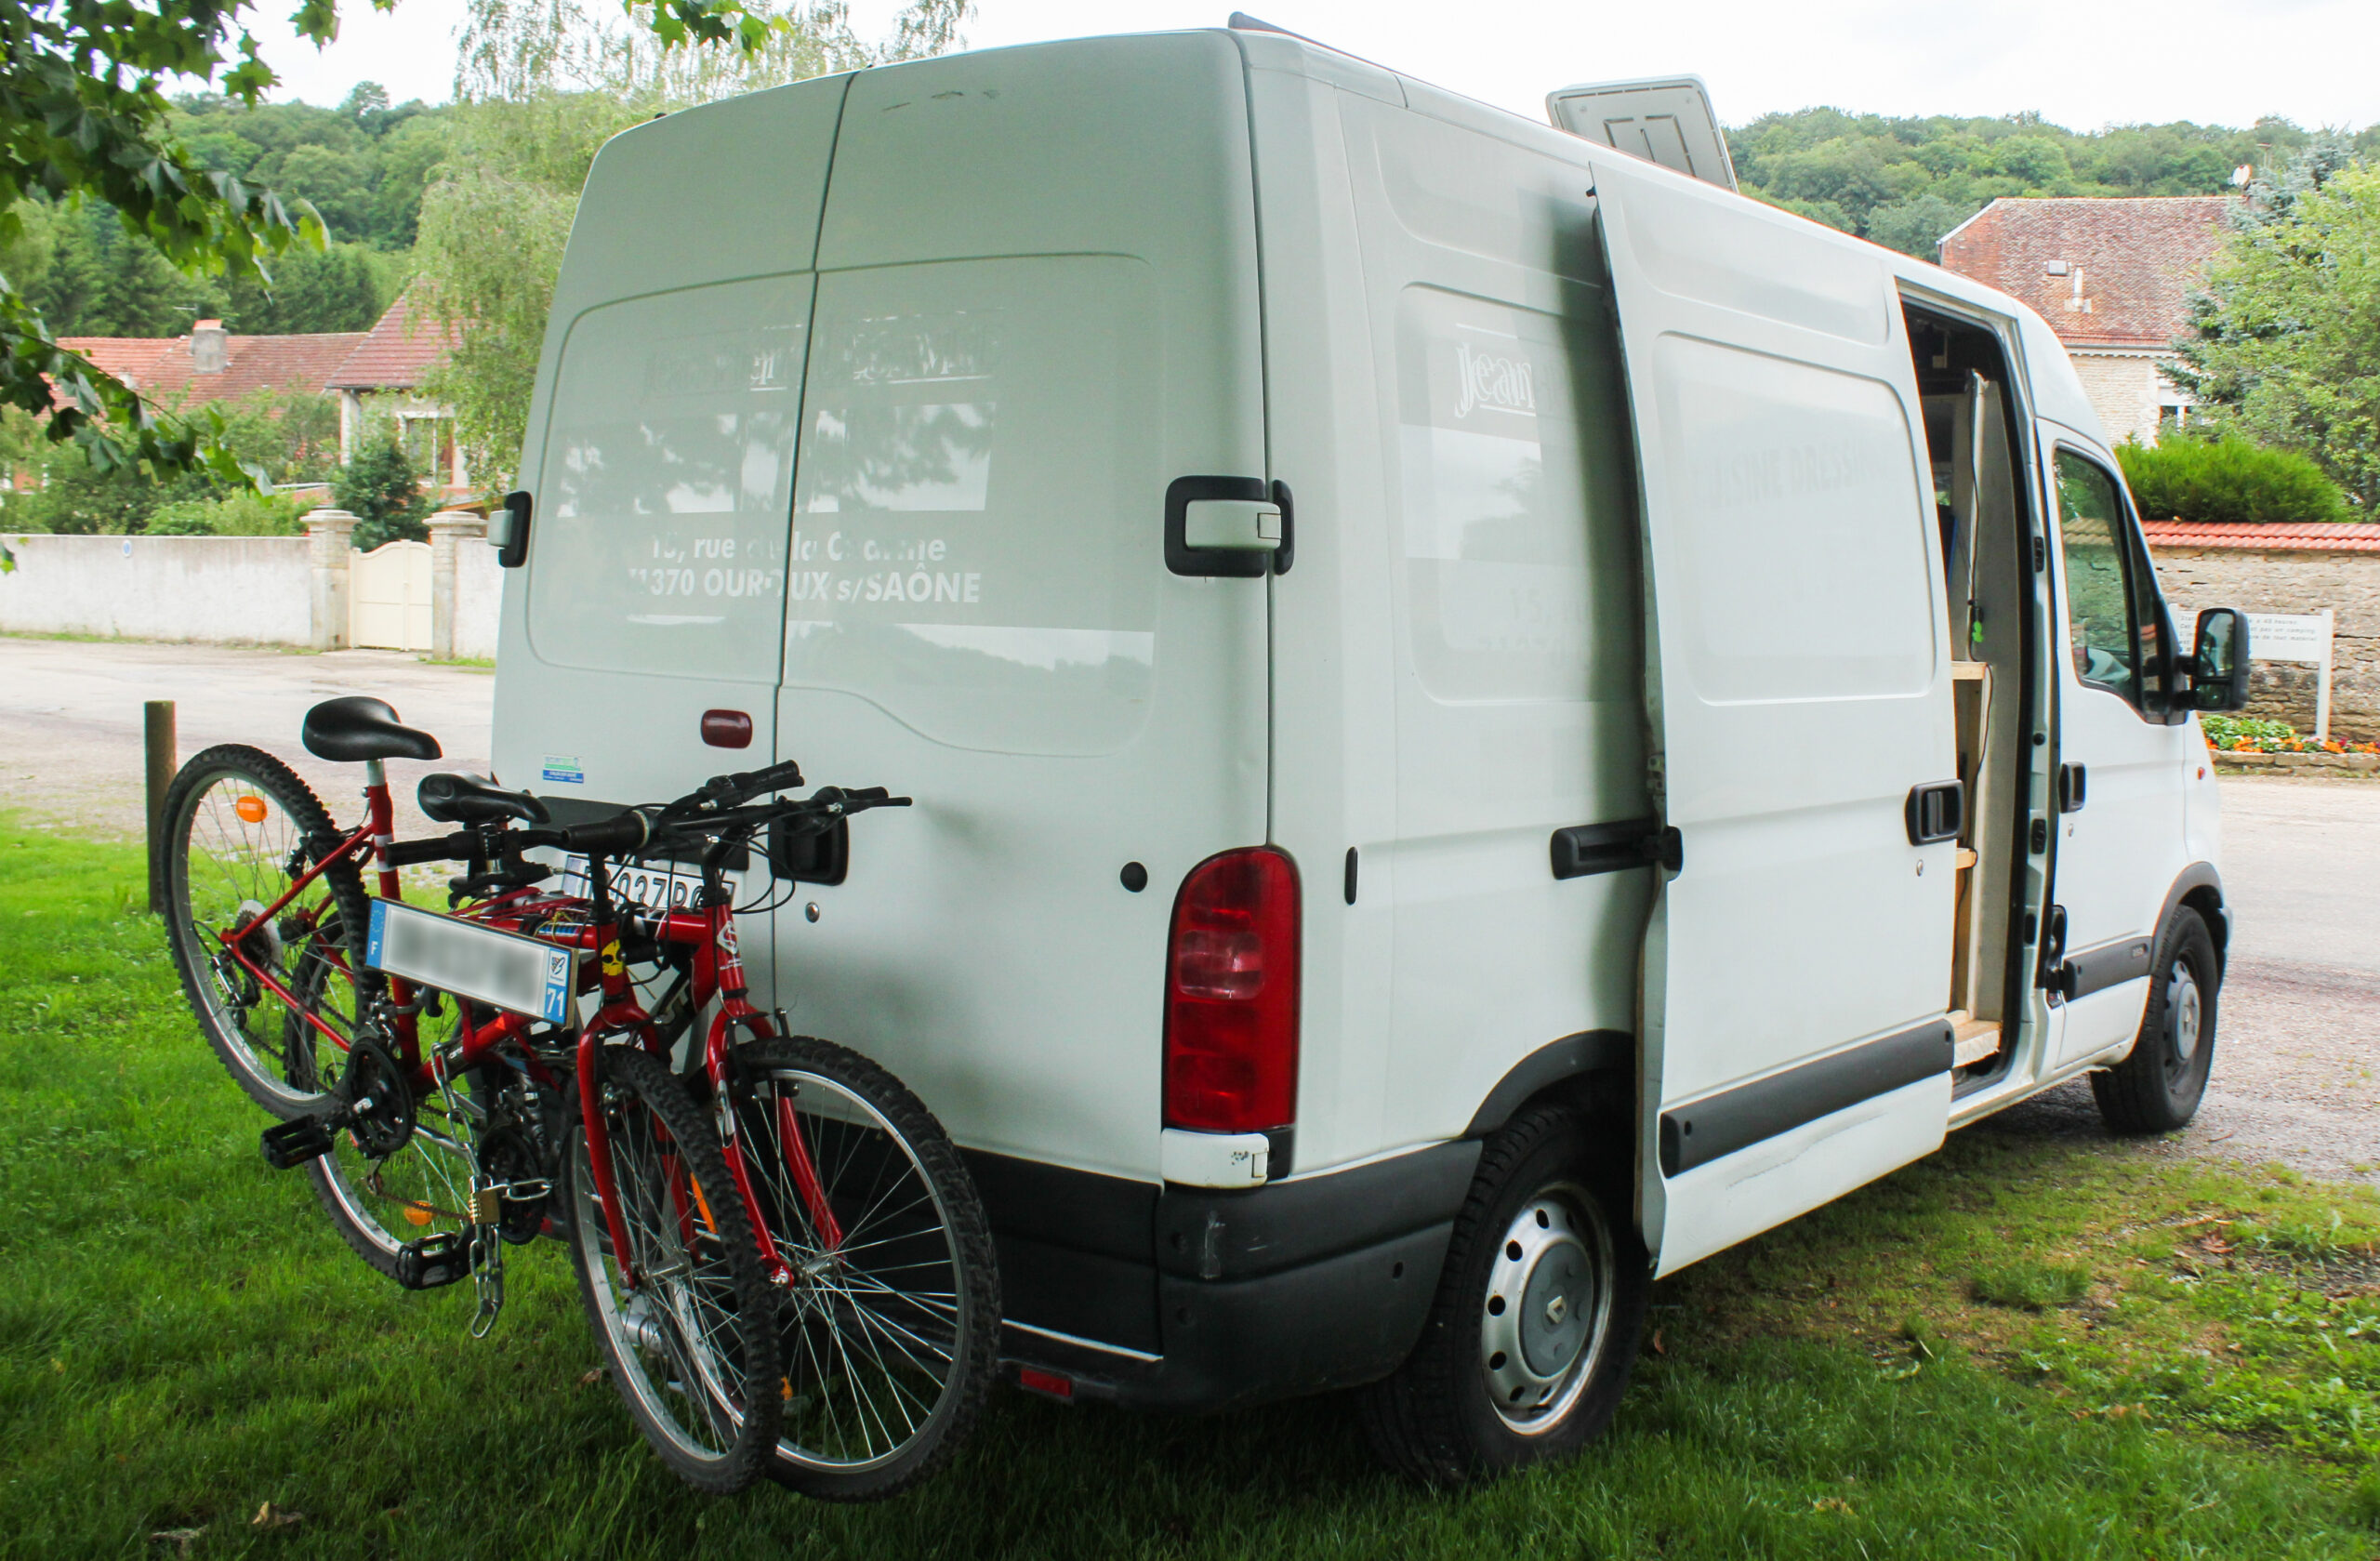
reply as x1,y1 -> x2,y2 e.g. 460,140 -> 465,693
4,821 -> 2379,1559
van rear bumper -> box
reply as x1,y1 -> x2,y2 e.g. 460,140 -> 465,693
967,1140 -> 1481,1412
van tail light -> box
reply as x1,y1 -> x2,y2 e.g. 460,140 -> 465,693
1163,847 -> 1300,1134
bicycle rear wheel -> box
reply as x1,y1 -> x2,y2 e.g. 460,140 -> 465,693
726,1036 -> 999,1501
566,1044 -> 782,1495
161,745 -> 371,1118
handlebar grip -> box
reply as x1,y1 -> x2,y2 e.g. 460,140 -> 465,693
703,758 -> 806,805
559,811 -> 649,855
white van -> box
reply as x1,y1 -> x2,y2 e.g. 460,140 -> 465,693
489,23 -> 2251,1478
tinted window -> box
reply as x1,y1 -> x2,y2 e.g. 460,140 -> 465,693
1395,285 -> 1637,705
527,274 -> 808,681
2054,451 -> 2149,705
780,256 -> 1161,757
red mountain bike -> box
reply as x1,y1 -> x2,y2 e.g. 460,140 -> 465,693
159,696 -> 998,1500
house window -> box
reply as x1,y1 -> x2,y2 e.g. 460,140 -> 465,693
397,415 -> 456,483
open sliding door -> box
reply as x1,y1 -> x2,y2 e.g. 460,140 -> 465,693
1589,157 -> 1960,1274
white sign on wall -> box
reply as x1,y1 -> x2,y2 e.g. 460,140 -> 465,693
2244,609 -> 2334,742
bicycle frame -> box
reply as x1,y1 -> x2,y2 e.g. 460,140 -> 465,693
566,850 -> 847,1290
209,757 -> 844,1299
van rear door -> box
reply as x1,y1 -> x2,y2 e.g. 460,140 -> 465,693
765,33 -> 1271,1216
1589,156 -> 1960,1274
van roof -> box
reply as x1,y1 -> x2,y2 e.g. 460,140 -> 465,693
595,28 -> 2107,448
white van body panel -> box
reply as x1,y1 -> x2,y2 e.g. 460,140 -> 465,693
1585,150 -> 1957,1272
760,33 -> 1270,1185
1319,83 -> 1654,1161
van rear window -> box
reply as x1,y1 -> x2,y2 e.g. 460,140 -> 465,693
525,274 -> 809,682
779,257 -> 1161,757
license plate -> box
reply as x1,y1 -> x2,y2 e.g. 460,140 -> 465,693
557,854 -> 744,912
364,899 -> 577,1025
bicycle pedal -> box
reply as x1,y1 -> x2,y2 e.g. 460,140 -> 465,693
259,1118 -> 335,1170
393,1232 -> 470,1290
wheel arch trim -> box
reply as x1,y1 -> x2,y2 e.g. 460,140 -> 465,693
1462,1030 -> 1634,1140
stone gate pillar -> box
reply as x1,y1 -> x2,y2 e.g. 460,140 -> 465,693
426,509 -> 486,661
304,508 -> 358,651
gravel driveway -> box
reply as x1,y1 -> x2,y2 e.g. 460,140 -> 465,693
1988,775 -> 2380,1184
4,635 -> 2373,1183
0,636 -> 491,845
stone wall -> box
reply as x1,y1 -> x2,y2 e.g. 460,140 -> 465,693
0,533 -> 314,643
2150,545 -> 2380,740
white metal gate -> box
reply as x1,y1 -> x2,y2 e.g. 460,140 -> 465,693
350,539 -> 432,651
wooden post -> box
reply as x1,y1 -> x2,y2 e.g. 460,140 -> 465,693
144,700 -> 176,913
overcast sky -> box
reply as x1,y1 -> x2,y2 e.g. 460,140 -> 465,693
254,0 -> 2380,132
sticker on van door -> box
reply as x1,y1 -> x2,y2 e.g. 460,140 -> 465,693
541,754 -> 585,785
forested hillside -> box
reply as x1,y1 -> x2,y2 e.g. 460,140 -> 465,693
1729,110 -> 2380,257
14,92 -> 2370,351
0,85 -> 448,338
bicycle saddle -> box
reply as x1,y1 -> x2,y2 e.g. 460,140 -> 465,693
418,772 -> 550,827
301,696 -> 443,763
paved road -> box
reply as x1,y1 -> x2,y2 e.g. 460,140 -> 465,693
0,637 -> 492,844
4,636 -> 2373,1182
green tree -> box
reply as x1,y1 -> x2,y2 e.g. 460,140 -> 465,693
0,0 -> 802,483
2172,152 -> 2380,509
1726,108 -> 2314,258
334,436 -> 433,549
418,0 -> 972,490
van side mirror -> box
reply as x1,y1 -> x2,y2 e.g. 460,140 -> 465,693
489,490 -> 533,569
2191,607 -> 2252,712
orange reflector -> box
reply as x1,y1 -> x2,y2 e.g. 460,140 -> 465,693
234,794 -> 269,824
403,1203 -> 435,1226
689,1177 -> 720,1236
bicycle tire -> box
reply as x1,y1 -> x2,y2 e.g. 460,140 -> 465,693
724,1036 -> 999,1502
565,1044 -> 782,1495
161,745 -> 374,1119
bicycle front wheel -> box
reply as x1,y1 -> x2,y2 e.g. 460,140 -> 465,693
727,1036 -> 999,1502
161,745 -> 371,1118
566,1044 -> 782,1495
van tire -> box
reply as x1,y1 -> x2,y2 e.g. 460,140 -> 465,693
1357,1103 -> 1647,1484
2091,907 -> 2219,1135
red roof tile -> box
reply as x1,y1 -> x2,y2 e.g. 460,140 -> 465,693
55,329 -> 365,405
1938,197 -> 2236,350
2142,520 -> 2380,554
326,295 -> 459,390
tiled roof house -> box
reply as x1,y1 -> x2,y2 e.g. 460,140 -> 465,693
324,295 -> 466,484
57,322 -> 365,405
1937,196 -> 2235,446
55,293 -> 466,490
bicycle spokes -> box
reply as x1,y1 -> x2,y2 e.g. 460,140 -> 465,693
739,1067 -> 966,1471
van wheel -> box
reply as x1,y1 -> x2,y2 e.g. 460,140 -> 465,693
2091,908 -> 2219,1134
1358,1103 -> 1648,1484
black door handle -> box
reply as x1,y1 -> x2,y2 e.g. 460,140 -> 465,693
1551,817 -> 1681,880
2059,763 -> 2087,813
1904,780 -> 1964,844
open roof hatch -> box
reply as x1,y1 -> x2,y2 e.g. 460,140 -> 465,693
1545,76 -> 1738,192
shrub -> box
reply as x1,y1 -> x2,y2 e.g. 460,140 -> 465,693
2116,433 -> 2352,526
145,489 -> 309,536
333,438 -> 433,550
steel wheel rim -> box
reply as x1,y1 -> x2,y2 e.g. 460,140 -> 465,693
173,769 -> 346,1112
571,1107 -> 752,1462
744,1067 -> 969,1474
2166,958 -> 2203,1068
1481,1181 -> 1613,1434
